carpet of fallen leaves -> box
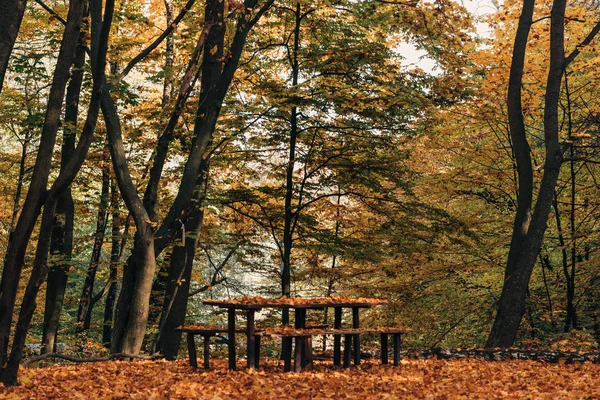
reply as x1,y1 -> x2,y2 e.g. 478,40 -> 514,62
2,357 -> 600,399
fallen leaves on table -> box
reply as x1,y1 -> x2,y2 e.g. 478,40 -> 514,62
2,357 -> 600,399
205,296 -> 388,307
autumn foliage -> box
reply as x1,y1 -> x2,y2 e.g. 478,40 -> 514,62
2,358 -> 599,399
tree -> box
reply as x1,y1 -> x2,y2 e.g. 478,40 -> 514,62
486,0 -> 600,347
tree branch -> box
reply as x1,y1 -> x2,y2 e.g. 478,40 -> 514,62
565,20 -> 600,67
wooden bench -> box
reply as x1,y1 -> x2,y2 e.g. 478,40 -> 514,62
177,326 -> 263,369
257,327 -> 409,372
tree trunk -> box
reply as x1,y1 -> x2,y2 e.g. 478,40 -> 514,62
153,161 -> 208,358
103,179 -> 125,346
0,0 -> 28,94
40,194 -> 74,354
1,0 -> 113,384
0,0 -> 86,376
281,3 -> 301,327
486,0 -> 566,348
40,29 -> 87,354
103,89 -> 156,355
76,145 -> 111,332
153,0 -> 274,253
146,0 -> 224,325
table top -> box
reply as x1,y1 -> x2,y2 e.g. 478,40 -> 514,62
203,296 -> 387,310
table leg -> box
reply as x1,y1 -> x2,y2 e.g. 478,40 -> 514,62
380,333 -> 388,365
228,308 -> 236,370
255,335 -> 261,368
187,333 -> 198,369
295,308 -> 307,367
247,309 -> 256,369
283,337 -> 292,372
352,307 -> 360,365
393,333 -> 401,366
343,334 -> 351,368
333,307 -> 342,366
203,335 -> 211,370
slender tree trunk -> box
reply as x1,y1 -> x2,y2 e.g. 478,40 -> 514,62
565,75 -> 578,331
102,182 -> 124,346
552,193 -> 578,332
76,145 -> 111,331
0,0 -> 87,376
10,132 -> 31,230
281,3 -> 301,327
0,0 -> 28,94
40,30 -> 87,354
486,0 -> 566,348
322,189 -> 341,351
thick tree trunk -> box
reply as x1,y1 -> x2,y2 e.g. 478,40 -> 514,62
486,0 -> 566,348
0,0 -> 28,94
0,0 -> 86,376
103,89 -> 157,355
40,31 -> 87,354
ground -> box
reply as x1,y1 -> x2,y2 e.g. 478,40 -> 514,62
1,358 -> 599,399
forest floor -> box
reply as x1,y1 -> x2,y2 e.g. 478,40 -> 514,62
1,357 -> 599,399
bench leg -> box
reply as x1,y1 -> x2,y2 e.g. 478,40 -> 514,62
393,333 -> 401,366
343,334 -> 352,368
333,307 -> 342,366
203,335 -> 211,370
187,333 -> 198,369
294,337 -> 302,373
380,333 -> 388,365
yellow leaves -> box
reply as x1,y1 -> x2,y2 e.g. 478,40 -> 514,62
210,45 -> 219,56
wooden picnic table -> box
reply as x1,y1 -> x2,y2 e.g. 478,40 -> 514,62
202,296 -> 387,370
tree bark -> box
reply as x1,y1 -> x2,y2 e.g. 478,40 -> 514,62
153,161 -> 208,358
1,0 -> 113,384
146,0 -> 224,326
0,0 -> 28,94
102,185 -> 123,346
0,0 -> 86,376
76,145 -> 111,332
281,3 -> 302,326
486,0 -> 566,348
40,29 -> 87,354
102,89 -> 156,355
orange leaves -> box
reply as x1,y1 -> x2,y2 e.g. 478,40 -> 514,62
205,296 -> 388,307
4,358 -> 600,398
